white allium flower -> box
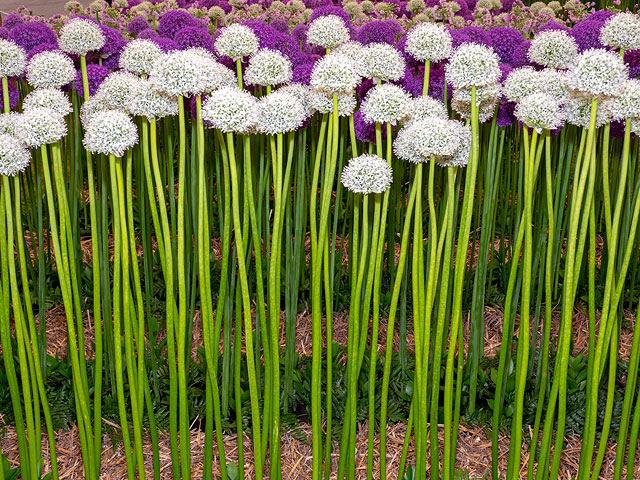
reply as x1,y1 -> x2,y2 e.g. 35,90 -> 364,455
192,52 -> 237,93
0,134 -> 31,177
26,51 -> 75,89
15,108 -> 67,147
278,83 -> 313,118
128,79 -> 178,120
97,71 -> 143,110
503,67 -> 545,103
83,109 -> 138,157
80,93 -> 110,127
0,113 -> 19,136
306,15 -> 349,50
405,22 -> 453,63
567,48 -> 628,98
527,30 -> 577,69
341,153 -> 393,194
563,92 -> 611,129
515,93 -> 564,131
0,39 -> 26,78
23,88 -> 73,117
600,12 -> 640,51
119,39 -> 163,76
58,18 -> 105,56
309,90 -> 356,117
605,79 -> 640,121
332,41 -> 365,63
540,68 -> 570,103
257,91 -> 306,135
150,50 -> 206,97
394,118 -> 461,163
244,49 -> 292,87
359,43 -> 405,82
214,24 -> 259,60
310,53 -> 361,94
405,96 -> 448,125
451,98 -> 497,123
631,117 -> 640,135
439,121 -> 470,167
453,82 -> 501,104
201,86 -> 258,133
446,43 -> 500,89
361,83 -> 412,125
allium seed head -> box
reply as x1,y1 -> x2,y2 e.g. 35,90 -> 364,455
527,30 -> 577,69
567,48 -> 628,98
80,93 -> 110,127
0,134 -> 30,177
127,79 -> 179,120
563,93 -> 611,129
310,53 -> 361,94
257,91 -> 306,135
97,71 -> 144,110
214,24 -> 259,60
600,12 -> 640,51
332,41 -> 365,64
503,67 -> 546,103
15,108 -> 67,147
278,83 -> 313,118
446,43 -> 501,89
515,93 -> 564,130
394,118 -> 461,163
0,39 -> 26,78
603,79 -> 640,121
244,48 -> 292,87
23,88 -> 73,117
26,50 -> 75,89
201,86 -> 258,133
539,68 -> 570,103
119,39 -> 163,76
307,15 -> 349,50
0,113 -> 19,136
359,42 -> 405,82
83,109 -> 138,157
405,96 -> 448,125
59,18 -> 105,56
439,121 -> 471,168
341,154 -> 393,194
361,83 -> 412,125
405,23 -> 453,63
150,49 -> 205,97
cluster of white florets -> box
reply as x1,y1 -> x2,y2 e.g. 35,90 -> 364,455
256,91 -> 306,135
97,71 -> 143,110
278,83 -> 313,118
214,24 -> 259,60
451,98 -> 497,123
0,39 -> 26,78
83,109 -> 139,157
59,18 -> 106,56
333,41 -> 365,63
0,134 -> 31,177
306,15 -> 350,50
405,96 -> 448,125
445,43 -> 501,89
405,22 -> 453,63
504,67 -> 545,103
26,51 -> 76,89
119,39 -> 163,76
600,12 -> 640,52
202,86 -> 258,133
360,84 -> 412,125
341,153 -> 393,194
127,79 -> 179,120
515,93 -> 564,131
310,53 -> 361,94
150,49 -> 206,97
80,93 -> 110,127
359,43 -> 406,82
23,88 -> 73,117
244,49 -> 292,87
567,48 -> 628,98
563,93 -> 612,129
439,122 -> 471,167
605,79 -> 640,122
309,90 -> 357,117
394,117 -> 463,163
0,113 -> 19,136
15,108 -> 68,147
527,30 -> 577,70
453,82 -> 501,104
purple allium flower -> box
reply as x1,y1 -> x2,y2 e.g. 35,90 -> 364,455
98,25 -> 126,70
158,10 -> 196,39
487,27 -> 523,65
194,18 -> 209,31
138,28 -> 160,39
511,40 -> 531,68
8,22 -> 57,53
386,19 -> 403,37
271,19 -> 289,34
399,67 -> 422,97
0,28 -> 8,40
153,37 -> 179,52
73,64 -> 110,97
292,61 -> 315,84
587,10 -> 616,22
353,109 -> 387,143
625,49 -> 640,79
496,100 -> 515,127
291,24 -> 308,44
2,13 -> 24,31
308,5 -> 351,25
610,119 -> 629,140
450,26 -> 488,49
176,0 -> 196,7
357,20 -> 396,46
427,66 -> 449,101
128,0 -> 141,7
396,35 -> 422,69
7,79 -> 19,110
452,0 -> 472,18
537,19 -> 569,33
175,27 -> 214,51
498,0 -> 514,13
571,20 -> 604,52
26,43 -> 59,60
127,16 -> 151,36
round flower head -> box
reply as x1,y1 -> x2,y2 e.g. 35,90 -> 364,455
202,86 -> 258,133
452,98 -> 497,123
453,83 -> 501,104
515,93 -> 564,131
150,49 -> 205,97
199,60 -> 238,93
394,118 -> 461,163
128,79 -> 179,120
15,108 -> 67,147
0,113 -> 19,136
59,18 -> 105,56
83,109 -> 138,157
278,83 -> 313,118
307,15 -> 349,50
214,24 -> 259,60
0,39 -> 26,78
439,122 -> 470,167
564,93 -> 611,129
405,96 -> 448,125
405,23 -> 453,63
310,53 -> 361,94
446,43 -> 501,89
503,67 -> 546,103
23,88 -> 73,117
119,39 -> 163,76
26,50 -> 75,89
0,134 -> 30,177
361,84 -> 412,125
603,79 -> 640,121
359,43 -> 405,82
244,49 -> 292,87
341,154 -> 393,194
527,30 -> 577,69
332,41 -> 365,64
97,71 -> 143,110
568,48 -> 628,98
600,12 -> 640,52
257,91 -> 306,135
80,93 -> 110,127
310,91 -> 357,117
540,68 -> 570,103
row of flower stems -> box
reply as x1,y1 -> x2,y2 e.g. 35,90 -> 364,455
4,61 -> 640,480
